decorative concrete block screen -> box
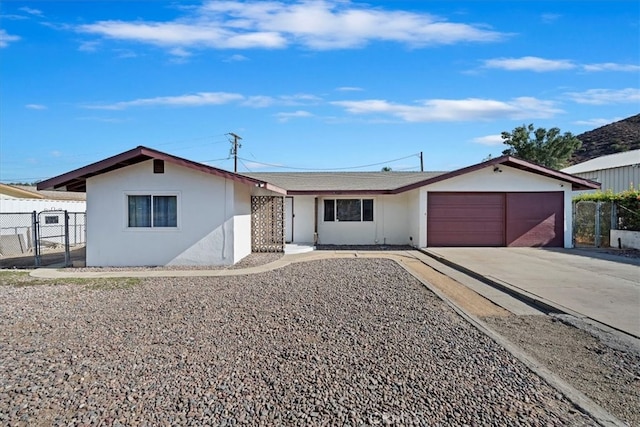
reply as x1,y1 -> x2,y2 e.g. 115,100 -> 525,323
251,196 -> 285,253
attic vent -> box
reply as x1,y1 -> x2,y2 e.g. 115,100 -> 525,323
153,159 -> 165,174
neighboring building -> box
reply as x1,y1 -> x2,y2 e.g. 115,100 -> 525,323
37,146 -> 599,267
0,183 -> 87,256
0,182 -> 86,213
561,149 -> 640,193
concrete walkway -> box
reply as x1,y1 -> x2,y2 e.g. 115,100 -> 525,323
424,247 -> 640,338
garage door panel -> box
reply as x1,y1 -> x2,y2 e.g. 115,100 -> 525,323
428,193 -> 504,247
428,191 -> 564,248
506,192 -> 563,247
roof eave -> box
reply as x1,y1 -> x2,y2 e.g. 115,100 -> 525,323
286,189 -> 395,196
37,146 -> 273,193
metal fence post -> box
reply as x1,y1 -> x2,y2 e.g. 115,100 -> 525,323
64,211 -> 70,267
32,211 -> 41,267
594,202 -> 601,248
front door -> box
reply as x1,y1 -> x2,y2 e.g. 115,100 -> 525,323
285,197 -> 294,243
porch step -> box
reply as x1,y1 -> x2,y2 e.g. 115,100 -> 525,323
284,243 -> 315,255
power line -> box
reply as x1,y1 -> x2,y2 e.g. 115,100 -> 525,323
236,153 -> 421,171
238,158 -> 253,173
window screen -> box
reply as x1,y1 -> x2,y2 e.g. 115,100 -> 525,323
324,199 -> 335,222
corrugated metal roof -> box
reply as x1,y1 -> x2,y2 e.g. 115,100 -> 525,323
562,149 -> 640,174
243,171 -> 446,192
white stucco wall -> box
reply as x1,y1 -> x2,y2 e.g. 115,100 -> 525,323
420,165 -> 573,248
86,160 -> 250,266
0,198 -> 86,213
315,194 -> 412,245
406,188 -> 422,248
233,183 -> 252,262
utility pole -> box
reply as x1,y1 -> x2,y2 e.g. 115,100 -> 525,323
420,151 -> 424,172
228,132 -> 242,172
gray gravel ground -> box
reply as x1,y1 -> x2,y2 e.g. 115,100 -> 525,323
1,258 -> 598,425
483,314 -> 640,426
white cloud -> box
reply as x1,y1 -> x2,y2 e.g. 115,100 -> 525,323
242,96 -> 276,108
242,93 -> 322,108
572,117 -> 623,127
541,13 -> 561,24
336,86 -> 364,92
84,92 -> 244,110
115,49 -> 138,59
332,96 -> 562,122
483,56 -> 575,72
78,20 -> 287,50
1,14 -> 28,21
19,7 -> 43,17
0,29 -> 20,48
564,88 -> 640,105
25,104 -> 47,110
471,134 -> 503,146
224,54 -> 249,62
168,47 -> 192,57
78,40 -> 100,52
279,93 -> 323,105
583,62 -> 640,72
50,151 -> 62,157
76,1 -> 505,52
275,110 -> 313,122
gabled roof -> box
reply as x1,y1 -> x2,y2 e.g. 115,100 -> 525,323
243,171 -> 446,194
36,146 -> 286,194
248,155 -> 600,194
561,149 -> 640,174
36,147 -> 599,195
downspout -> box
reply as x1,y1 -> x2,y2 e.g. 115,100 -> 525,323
222,178 -> 227,260
314,197 -> 318,244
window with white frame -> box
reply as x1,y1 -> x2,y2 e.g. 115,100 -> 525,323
128,195 -> 177,228
323,199 -> 373,222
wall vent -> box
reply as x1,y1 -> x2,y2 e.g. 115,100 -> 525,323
153,159 -> 165,174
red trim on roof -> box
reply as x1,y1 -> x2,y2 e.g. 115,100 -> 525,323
37,146 -> 285,194
392,155 -> 600,193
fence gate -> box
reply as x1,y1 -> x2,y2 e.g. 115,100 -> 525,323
573,201 -> 614,247
251,196 -> 285,253
35,210 -> 86,267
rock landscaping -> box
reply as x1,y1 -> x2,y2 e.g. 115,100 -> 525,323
0,258 -> 613,425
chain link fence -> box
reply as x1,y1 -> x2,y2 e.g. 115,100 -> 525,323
573,201 -> 615,247
0,212 -> 35,257
0,211 -> 86,268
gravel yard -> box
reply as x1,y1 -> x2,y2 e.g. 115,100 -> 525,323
1,258 -> 602,425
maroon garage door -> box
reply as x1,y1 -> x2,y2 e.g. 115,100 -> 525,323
427,192 -> 563,247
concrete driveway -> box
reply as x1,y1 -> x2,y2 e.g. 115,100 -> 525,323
424,247 -> 640,338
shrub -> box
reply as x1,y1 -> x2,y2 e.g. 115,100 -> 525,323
574,189 -> 640,231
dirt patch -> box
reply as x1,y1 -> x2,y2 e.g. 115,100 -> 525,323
400,258 -> 510,318
482,314 -> 640,426
0,246 -> 85,269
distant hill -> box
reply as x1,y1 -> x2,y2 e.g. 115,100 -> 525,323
569,114 -> 640,165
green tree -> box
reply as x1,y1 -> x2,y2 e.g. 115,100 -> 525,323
501,124 -> 581,169
381,166 -> 392,171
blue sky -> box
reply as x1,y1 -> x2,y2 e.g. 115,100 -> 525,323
1,1 -> 638,183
